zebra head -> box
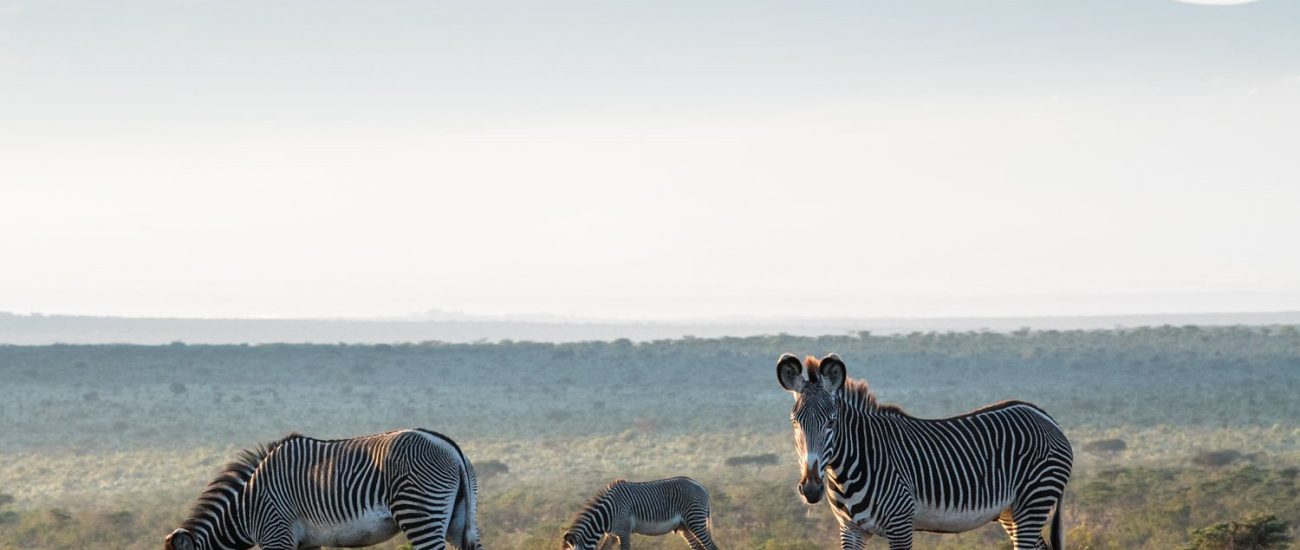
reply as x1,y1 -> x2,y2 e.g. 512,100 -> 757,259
777,353 -> 847,504
561,531 -> 601,550
164,529 -> 198,550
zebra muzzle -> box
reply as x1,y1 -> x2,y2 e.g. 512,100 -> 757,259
797,473 -> 825,504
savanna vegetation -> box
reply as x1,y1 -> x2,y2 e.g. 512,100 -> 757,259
1,325 -> 1298,548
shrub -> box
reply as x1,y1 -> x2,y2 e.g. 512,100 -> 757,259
632,417 -> 658,435
0,493 -> 15,525
724,453 -> 780,471
1083,438 -> 1127,454
1186,513 -> 1293,549
476,460 -> 510,480
1193,450 -> 1244,469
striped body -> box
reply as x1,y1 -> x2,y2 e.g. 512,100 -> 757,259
166,429 -> 483,550
563,477 -> 716,550
779,354 -> 1072,550
828,400 -> 1073,547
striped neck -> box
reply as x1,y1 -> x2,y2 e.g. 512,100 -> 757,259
839,378 -> 881,414
828,379 -> 894,473
566,483 -> 620,548
179,440 -> 291,550
181,471 -> 255,550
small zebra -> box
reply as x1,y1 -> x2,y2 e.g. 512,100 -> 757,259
562,477 -> 718,550
165,429 -> 483,550
778,354 -> 1073,550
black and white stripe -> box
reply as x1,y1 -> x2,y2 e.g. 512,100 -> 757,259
778,354 -> 1073,550
165,428 -> 483,550
563,477 -> 717,550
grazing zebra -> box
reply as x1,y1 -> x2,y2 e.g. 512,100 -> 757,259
562,477 -> 717,550
777,354 -> 1073,550
165,429 -> 483,550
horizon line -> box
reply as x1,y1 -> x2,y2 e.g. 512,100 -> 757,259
4,309 -> 1299,324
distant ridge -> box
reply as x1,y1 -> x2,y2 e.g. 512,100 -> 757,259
1,311 -> 1298,345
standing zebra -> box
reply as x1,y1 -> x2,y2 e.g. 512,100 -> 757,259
777,354 -> 1072,550
165,429 -> 483,550
562,477 -> 717,550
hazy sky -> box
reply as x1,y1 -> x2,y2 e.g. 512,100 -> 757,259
2,0 -> 1298,319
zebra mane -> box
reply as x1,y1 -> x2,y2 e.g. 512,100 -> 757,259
841,378 -> 878,409
841,377 -> 905,415
804,355 -> 822,381
567,478 -> 626,531
181,433 -> 301,532
803,354 -> 892,412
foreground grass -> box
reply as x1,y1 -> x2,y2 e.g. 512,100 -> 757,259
0,431 -> 1294,548
2,467 -> 1297,549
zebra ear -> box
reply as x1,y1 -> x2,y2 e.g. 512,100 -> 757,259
166,529 -> 195,550
777,353 -> 805,393
819,353 -> 846,392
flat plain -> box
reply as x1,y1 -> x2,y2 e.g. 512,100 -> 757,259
1,327 -> 1298,548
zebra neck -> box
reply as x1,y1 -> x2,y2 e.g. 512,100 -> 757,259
571,495 -> 615,545
827,397 -> 884,472
184,481 -> 255,550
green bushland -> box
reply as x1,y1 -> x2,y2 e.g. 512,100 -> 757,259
1,326 -> 1298,548
1187,513 -> 1294,550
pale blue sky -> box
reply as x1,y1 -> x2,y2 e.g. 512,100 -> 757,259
2,1 -> 1297,319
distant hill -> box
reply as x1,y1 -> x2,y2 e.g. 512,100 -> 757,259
1,311 -> 1298,345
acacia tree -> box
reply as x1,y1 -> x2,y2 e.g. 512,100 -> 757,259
1187,514 -> 1293,550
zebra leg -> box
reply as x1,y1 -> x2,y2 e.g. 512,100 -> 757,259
254,522 -> 299,550
595,534 -> 616,550
392,476 -> 459,550
680,527 -> 715,550
997,509 -> 1019,544
609,515 -> 632,550
882,522 -> 914,550
838,522 -> 870,550
1002,500 -> 1057,550
677,529 -> 703,550
682,506 -> 716,550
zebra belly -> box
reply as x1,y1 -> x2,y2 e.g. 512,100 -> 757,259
912,501 -> 1006,533
298,507 -> 400,547
630,513 -> 683,536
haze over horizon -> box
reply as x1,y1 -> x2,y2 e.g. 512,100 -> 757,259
6,293 -> 1300,323
4,1 -> 1297,320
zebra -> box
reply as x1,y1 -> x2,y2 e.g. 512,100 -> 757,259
164,429 -> 483,550
777,353 -> 1073,550
562,477 -> 717,550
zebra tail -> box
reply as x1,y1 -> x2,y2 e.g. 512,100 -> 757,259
455,466 -> 468,546
457,455 -> 480,549
446,446 -> 477,549
462,455 -> 483,548
1050,492 -> 1064,550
